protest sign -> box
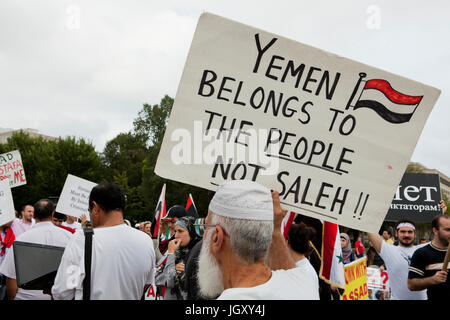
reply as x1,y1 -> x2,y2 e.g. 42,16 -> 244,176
341,257 -> 368,300
385,173 -> 442,222
154,13 -> 441,233
366,266 -> 389,291
0,150 -> 26,188
0,179 -> 15,226
55,174 -> 97,220
144,284 -> 166,300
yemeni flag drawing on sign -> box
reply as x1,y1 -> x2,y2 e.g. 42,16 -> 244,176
347,73 -> 423,124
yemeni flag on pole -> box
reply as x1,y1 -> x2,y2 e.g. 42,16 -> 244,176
347,73 -> 423,124
150,184 -> 166,239
280,211 -> 296,240
319,221 -> 345,289
185,193 -> 199,218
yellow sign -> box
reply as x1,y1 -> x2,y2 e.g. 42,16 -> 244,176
342,257 -> 368,300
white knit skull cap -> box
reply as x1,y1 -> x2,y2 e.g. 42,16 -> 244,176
209,180 -> 273,221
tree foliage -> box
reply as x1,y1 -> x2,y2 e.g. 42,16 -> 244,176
0,131 -> 102,209
134,95 -> 211,220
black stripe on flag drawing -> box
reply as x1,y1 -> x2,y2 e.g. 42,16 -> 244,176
347,73 -> 423,124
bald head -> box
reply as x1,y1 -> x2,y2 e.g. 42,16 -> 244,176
34,199 -> 55,221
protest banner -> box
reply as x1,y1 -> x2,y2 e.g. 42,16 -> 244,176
341,257 -> 368,300
385,173 -> 442,222
0,179 -> 15,226
55,174 -> 97,220
154,13 -> 441,233
0,150 -> 26,188
366,266 -> 389,292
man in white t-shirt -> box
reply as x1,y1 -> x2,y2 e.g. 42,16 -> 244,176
367,200 -> 447,300
51,182 -> 155,300
368,220 -> 428,300
0,199 -> 73,300
196,180 -> 319,300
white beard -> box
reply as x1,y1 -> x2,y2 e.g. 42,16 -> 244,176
197,232 -> 224,299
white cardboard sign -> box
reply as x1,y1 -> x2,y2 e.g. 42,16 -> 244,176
0,179 -> 15,226
155,13 -> 441,233
0,150 -> 26,188
55,174 -> 97,220
367,267 -> 390,291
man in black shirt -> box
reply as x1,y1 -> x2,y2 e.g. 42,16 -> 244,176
408,212 -> 450,300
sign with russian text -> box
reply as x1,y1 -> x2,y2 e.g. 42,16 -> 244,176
154,13 -> 441,233
0,150 -> 26,188
342,257 -> 368,300
55,174 -> 97,220
385,173 -> 442,222
0,179 -> 15,226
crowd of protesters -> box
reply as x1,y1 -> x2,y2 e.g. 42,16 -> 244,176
0,180 -> 449,300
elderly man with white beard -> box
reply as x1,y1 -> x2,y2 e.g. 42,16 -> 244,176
197,179 -> 320,300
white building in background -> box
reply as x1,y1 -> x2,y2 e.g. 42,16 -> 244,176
0,128 -> 57,144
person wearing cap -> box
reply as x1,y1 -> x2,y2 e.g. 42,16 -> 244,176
155,216 -> 201,300
196,179 -> 319,300
163,205 -> 188,235
158,206 -> 189,254
367,200 -> 447,300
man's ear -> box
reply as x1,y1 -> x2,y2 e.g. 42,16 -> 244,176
91,201 -> 99,215
210,225 -> 225,256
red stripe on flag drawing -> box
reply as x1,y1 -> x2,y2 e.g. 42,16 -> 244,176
321,221 -> 339,279
364,79 -> 422,105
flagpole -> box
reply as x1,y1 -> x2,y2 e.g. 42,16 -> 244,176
156,183 -> 166,242
345,72 -> 367,110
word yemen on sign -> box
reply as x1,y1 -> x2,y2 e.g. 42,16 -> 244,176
155,13 -> 441,233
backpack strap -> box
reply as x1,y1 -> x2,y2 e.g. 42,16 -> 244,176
83,224 -> 94,300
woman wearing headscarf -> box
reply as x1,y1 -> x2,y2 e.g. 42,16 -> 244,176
155,216 -> 201,300
340,233 -> 356,264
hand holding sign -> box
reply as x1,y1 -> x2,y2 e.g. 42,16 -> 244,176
271,191 -> 287,230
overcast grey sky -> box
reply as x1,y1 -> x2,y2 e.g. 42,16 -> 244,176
1,0 -> 449,176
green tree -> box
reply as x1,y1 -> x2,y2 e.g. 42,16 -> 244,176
101,132 -> 148,187
133,95 -> 174,147
406,163 -> 424,173
0,131 -> 103,210
136,95 -> 211,220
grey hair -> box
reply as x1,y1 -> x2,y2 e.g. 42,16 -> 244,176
210,212 -> 273,264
